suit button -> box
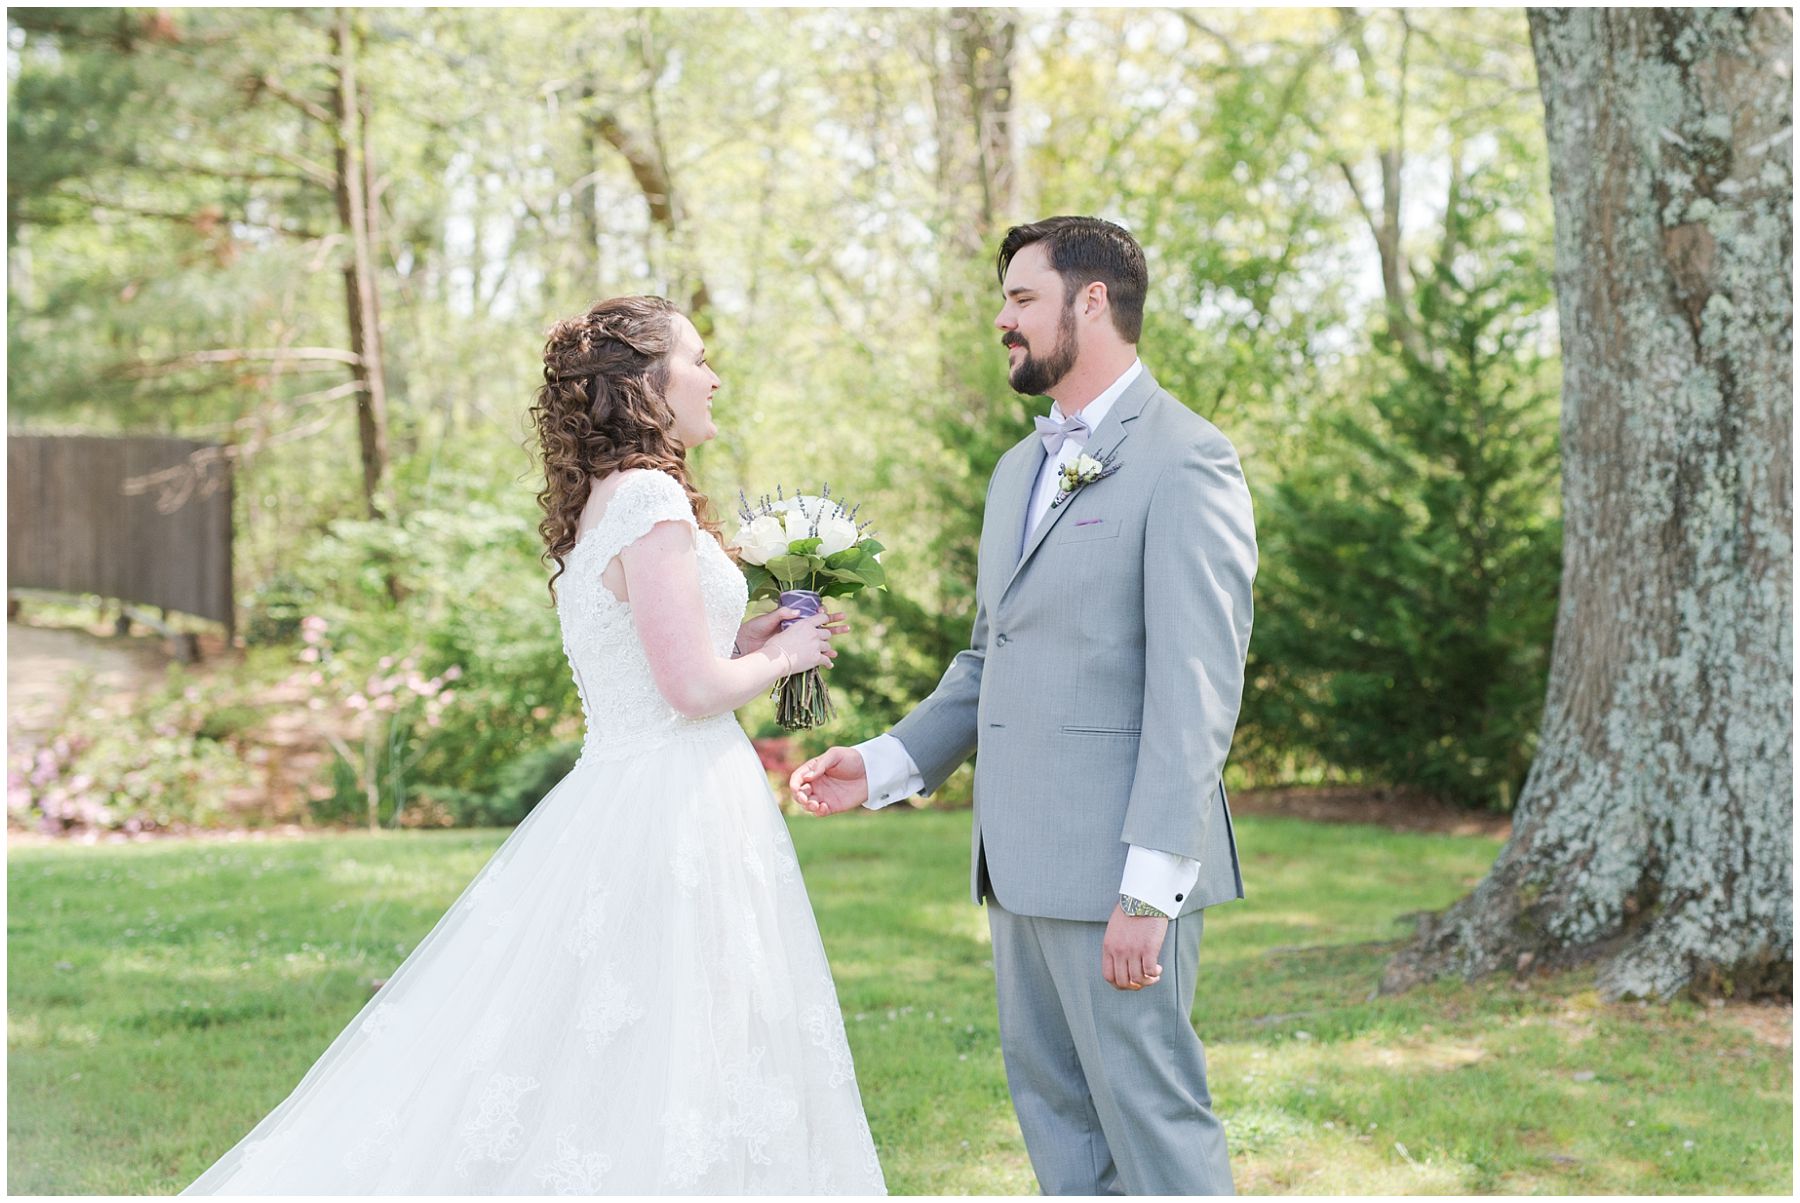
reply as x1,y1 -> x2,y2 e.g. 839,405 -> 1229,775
996,633 -> 1010,645
1175,893 -> 1184,903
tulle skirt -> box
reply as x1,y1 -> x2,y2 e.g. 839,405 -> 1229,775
181,716 -> 886,1195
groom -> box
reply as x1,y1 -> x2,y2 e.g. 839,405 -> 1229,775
793,216 -> 1256,1195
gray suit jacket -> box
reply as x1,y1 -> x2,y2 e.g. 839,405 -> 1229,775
889,368 -> 1257,922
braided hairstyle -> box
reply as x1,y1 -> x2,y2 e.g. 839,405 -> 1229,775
530,295 -> 726,604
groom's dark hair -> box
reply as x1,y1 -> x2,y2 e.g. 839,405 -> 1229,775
997,216 -> 1147,343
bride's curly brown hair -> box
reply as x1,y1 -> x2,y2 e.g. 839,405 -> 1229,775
530,295 -> 727,604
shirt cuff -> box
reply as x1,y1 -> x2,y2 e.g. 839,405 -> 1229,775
853,733 -> 924,810
1119,844 -> 1201,916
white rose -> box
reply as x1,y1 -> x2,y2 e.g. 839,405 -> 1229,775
816,511 -> 858,557
781,509 -> 814,546
1073,453 -> 1104,480
733,514 -> 790,565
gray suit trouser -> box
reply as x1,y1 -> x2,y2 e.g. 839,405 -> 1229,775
987,900 -> 1235,1195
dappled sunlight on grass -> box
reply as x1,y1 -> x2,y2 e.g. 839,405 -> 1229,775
7,1014 -> 49,1047
839,951 -> 989,992
1236,1133 -> 1476,1193
1332,1035 -> 1488,1071
7,1013 -> 107,1053
1207,956 -> 1790,1192
8,812 -> 1789,1194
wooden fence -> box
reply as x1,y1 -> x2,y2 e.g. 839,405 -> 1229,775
7,434 -> 235,636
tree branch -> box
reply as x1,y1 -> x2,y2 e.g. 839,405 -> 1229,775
118,347 -> 364,379
591,112 -> 677,227
58,191 -> 323,240
1173,10 -> 1241,64
246,73 -> 334,126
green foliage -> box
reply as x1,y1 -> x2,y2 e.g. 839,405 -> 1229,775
427,740 -> 583,828
812,250 -> 1027,759
193,702 -> 264,743
7,8 -> 1566,817
281,487 -> 579,809
747,540 -> 888,601
1241,174 -> 1562,808
241,571 -> 317,647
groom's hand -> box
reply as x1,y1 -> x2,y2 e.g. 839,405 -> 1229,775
790,747 -> 869,816
1102,904 -> 1168,991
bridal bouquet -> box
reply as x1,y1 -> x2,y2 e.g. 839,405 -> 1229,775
732,485 -> 886,730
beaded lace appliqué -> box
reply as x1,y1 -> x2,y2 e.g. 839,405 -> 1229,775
454,1073 -> 542,1176
534,1126 -> 613,1194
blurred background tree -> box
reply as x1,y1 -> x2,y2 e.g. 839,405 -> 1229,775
8,6 -> 1564,828
1248,173 -> 1561,809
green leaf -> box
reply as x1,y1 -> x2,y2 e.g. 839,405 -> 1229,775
822,566 -> 868,588
764,553 -> 824,584
743,563 -> 777,600
788,537 -> 823,556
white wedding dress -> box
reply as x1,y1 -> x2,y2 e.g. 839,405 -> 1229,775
182,470 -> 886,1195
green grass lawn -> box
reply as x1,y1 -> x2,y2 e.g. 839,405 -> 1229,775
8,811 -> 1790,1194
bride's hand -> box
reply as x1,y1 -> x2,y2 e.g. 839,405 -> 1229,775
736,606 -> 849,656
764,611 -> 837,672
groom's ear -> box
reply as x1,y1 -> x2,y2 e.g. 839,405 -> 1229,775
1080,280 -> 1111,320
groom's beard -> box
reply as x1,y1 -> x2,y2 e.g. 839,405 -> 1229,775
1006,304 -> 1079,397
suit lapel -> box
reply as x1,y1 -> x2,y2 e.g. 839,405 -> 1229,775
982,438 -> 1041,608
1003,370 -> 1158,599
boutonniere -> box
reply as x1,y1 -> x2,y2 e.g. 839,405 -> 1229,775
1050,449 -> 1122,510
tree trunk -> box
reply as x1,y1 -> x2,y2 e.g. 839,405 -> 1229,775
1384,8 -> 1792,1001
911,7 -> 1017,665
589,106 -> 713,333
357,33 -> 388,412
1333,9 -> 1428,366
577,81 -> 605,294
931,8 -> 1015,265
331,8 -> 390,521
928,8 -> 1016,383
588,19 -> 712,335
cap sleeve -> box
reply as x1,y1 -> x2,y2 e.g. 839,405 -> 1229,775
583,470 -> 699,572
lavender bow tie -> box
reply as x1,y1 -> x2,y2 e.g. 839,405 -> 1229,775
1034,413 -> 1091,455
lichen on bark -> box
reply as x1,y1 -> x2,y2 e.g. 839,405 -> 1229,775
1383,7 -> 1792,1002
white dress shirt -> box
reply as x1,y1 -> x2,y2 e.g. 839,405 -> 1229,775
853,359 -> 1202,917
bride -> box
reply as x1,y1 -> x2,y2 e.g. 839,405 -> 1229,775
181,295 -> 887,1195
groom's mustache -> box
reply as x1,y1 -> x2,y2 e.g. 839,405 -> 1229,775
1001,333 -> 1028,351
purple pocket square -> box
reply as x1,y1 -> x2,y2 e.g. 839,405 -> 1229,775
1074,518 -> 1104,527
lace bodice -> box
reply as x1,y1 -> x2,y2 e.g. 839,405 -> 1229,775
555,470 -> 748,760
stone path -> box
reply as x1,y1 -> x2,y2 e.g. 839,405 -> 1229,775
7,619 -> 174,738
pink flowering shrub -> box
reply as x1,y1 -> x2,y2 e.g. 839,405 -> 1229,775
285,614 -> 463,831
7,673 -> 252,836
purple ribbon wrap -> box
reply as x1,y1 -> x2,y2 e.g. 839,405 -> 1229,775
778,588 -> 824,631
